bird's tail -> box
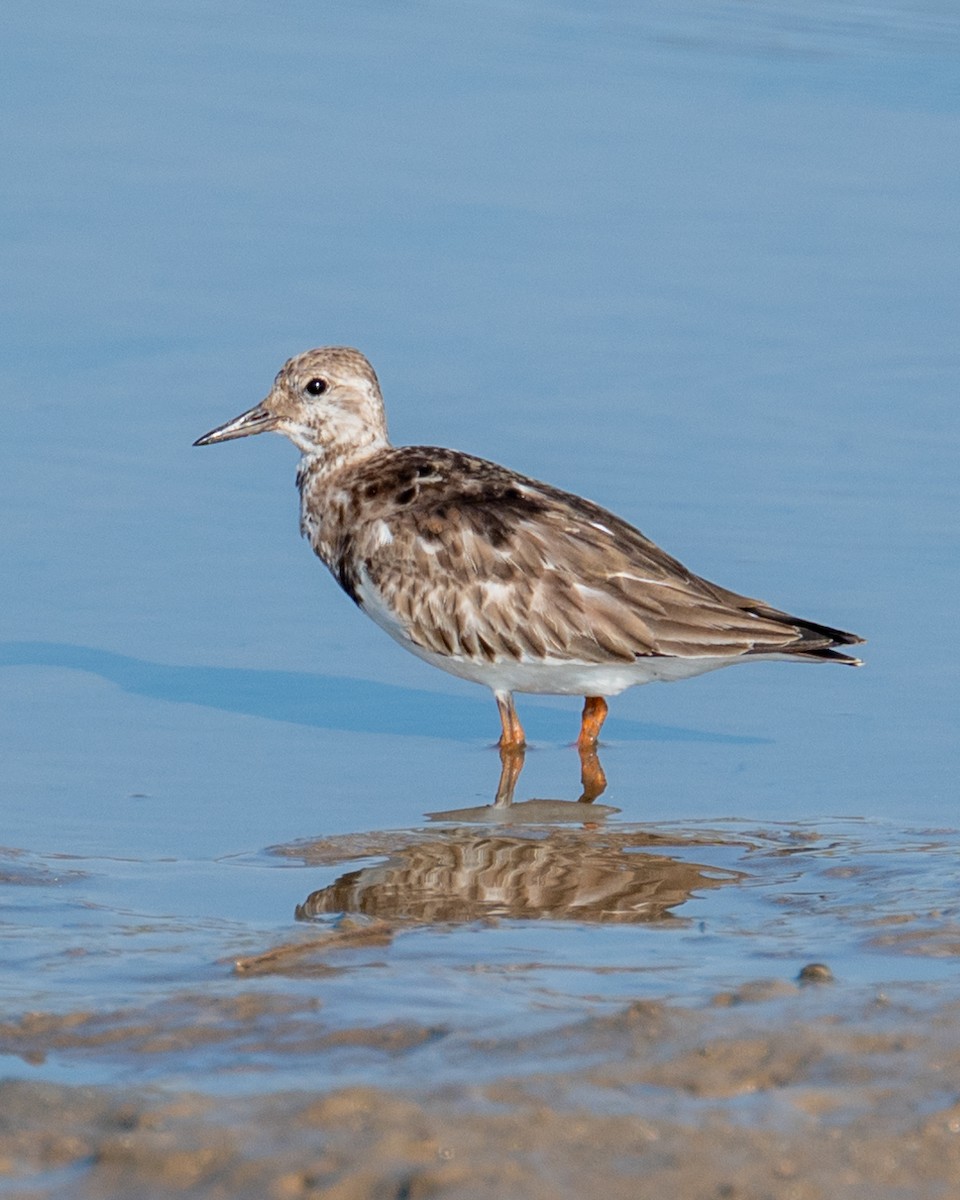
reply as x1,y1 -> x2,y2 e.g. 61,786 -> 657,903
747,604 -> 865,666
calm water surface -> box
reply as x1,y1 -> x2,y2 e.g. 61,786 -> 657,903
1,0 -> 959,1095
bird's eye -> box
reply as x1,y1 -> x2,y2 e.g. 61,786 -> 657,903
305,378 -> 328,396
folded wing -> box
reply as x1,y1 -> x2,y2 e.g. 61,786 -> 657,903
347,449 -> 863,667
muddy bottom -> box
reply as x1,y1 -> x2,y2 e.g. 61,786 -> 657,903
4,988 -> 960,1199
3,819 -> 960,1197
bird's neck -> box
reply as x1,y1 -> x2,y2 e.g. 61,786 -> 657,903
295,441 -> 390,565
295,433 -> 389,489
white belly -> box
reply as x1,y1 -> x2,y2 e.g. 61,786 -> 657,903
395,642 -> 742,694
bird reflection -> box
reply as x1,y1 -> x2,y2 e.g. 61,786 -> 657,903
493,740 -> 606,808
427,738 -> 616,823
295,827 -> 739,925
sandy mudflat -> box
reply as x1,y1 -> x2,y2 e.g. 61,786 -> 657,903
3,982 -> 960,1199
4,821 -> 960,1197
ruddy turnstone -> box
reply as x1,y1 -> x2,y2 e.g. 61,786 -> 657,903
195,347 -> 864,756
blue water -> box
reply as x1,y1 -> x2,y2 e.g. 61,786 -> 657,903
1,0 -> 959,1094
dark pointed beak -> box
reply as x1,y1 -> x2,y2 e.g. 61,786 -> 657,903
193,403 -> 279,446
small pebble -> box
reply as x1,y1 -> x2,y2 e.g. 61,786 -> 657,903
797,962 -> 834,985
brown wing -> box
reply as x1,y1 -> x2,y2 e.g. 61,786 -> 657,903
341,448 -> 863,665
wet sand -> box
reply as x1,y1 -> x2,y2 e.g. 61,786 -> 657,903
4,984 -> 960,1198
4,818 -> 960,1197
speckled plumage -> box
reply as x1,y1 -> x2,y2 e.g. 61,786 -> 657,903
195,346 -> 864,752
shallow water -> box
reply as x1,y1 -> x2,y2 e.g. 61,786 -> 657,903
2,815 -> 959,1091
2,0 -> 959,1195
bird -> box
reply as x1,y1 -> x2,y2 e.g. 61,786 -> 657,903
194,346 -> 864,758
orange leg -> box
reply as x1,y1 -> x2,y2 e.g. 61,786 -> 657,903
577,695 -> 608,750
496,691 -> 526,751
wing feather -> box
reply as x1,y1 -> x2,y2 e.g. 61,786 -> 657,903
325,448 -> 861,665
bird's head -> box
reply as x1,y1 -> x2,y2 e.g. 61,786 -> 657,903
194,346 -> 389,462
